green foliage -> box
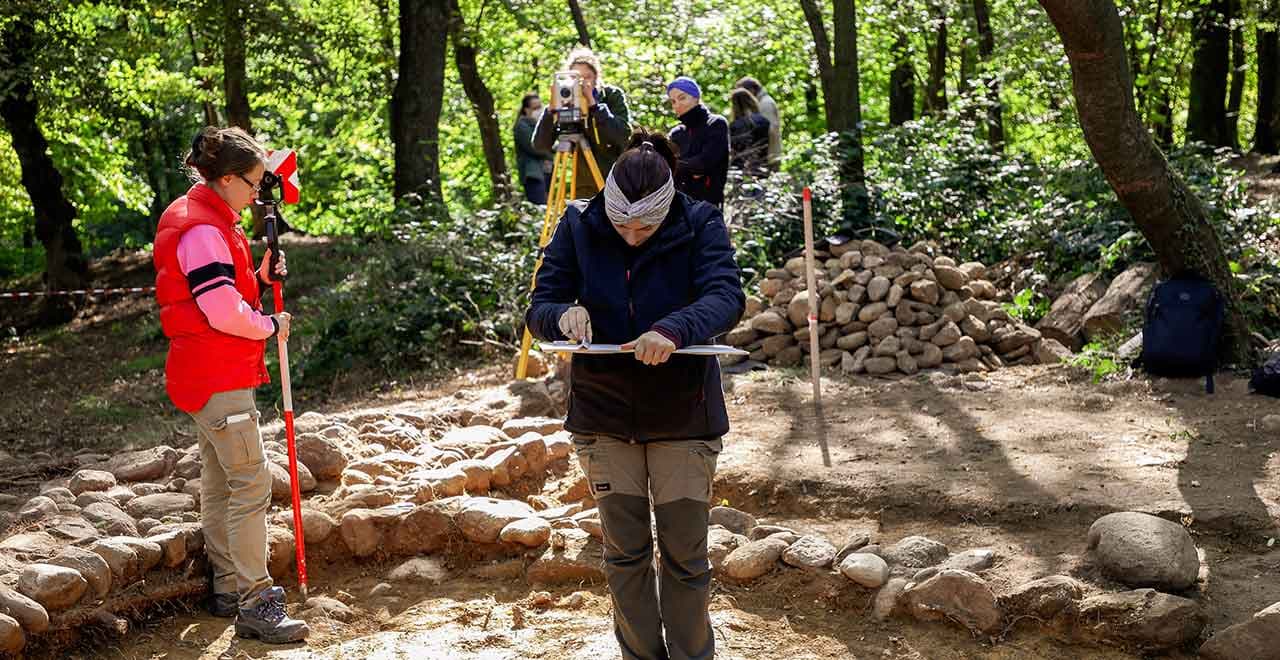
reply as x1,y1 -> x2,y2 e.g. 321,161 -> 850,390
1067,342 -> 1124,383
298,200 -> 540,384
1002,288 -> 1051,325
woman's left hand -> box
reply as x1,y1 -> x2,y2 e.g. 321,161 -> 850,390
258,248 -> 287,283
622,331 -> 675,366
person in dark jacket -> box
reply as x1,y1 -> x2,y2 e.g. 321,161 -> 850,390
667,76 -> 730,207
532,46 -> 631,200
514,93 -> 553,204
728,87 -> 771,177
525,130 -> 745,660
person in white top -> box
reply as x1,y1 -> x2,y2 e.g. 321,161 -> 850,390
735,76 -> 781,169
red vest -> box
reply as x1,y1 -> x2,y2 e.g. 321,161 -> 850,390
154,184 -> 269,412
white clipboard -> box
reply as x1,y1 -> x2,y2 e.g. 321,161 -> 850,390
539,341 -> 749,356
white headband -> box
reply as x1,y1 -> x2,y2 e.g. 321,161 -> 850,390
604,169 -> 674,227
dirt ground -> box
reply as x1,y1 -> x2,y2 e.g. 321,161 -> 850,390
27,362 -> 1273,660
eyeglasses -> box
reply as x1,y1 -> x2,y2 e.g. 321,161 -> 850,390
237,173 -> 262,193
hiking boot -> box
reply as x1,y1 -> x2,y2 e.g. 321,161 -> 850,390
234,586 -> 309,644
208,591 -> 238,618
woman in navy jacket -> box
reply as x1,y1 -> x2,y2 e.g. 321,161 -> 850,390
525,130 -> 744,660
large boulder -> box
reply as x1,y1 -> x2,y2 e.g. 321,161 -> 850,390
1065,589 -> 1206,650
902,569 -> 1002,635
781,535 -> 837,571
721,538 -> 790,581
882,535 -> 949,569
125,493 -> 196,520
0,614 -> 23,656
500,518 -> 552,547
45,547 -> 112,600
68,469 -> 117,495
526,528 -> 605,586
81,502 -> 139,537
1199,601 -> 1280,660
998,575 -> 1082,620
708,506 -> 757,536
17,564 -> 87,611
98,446 -> 178,483
839,553 -> 889,588
384,501 -> 458,556
1086,512 -> 1199,591
0,586 -> 48,634
455,498 -> 536,544
296,433 -> 349,481
339,509 -> 381,558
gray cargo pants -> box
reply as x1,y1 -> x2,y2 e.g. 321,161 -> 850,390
573,434 -> 721,660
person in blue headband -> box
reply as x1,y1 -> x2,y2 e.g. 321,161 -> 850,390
666,76 -> 730,208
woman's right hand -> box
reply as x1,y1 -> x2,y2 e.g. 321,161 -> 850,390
557,306 -> 591,344
272,312 -> 292,341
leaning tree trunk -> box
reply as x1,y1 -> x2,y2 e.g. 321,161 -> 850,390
567,0 -> 591,47
392,0 -> 450,208
924,2 -> 949,116
450,0 -> 509,200
1,20 -> 87,318
222,0 -> 251,132
1255,0 -> 1280,154
1225,0 -> 1245,150
1037,0 -> 1253,363
889,32 -> 915,126
972,0 -> 1004,149
1185,0 -> 1232,147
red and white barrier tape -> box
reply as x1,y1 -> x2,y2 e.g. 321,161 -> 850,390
0,286 -> 155,299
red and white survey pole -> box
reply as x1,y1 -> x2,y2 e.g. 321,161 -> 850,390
802,188 -> 831,467
262,149 -> 308,599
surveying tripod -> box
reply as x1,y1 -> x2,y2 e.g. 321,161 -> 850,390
514,128 -> 606,379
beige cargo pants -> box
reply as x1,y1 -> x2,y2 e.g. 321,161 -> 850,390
573,434 -> 721,660
188,388 -> 274,605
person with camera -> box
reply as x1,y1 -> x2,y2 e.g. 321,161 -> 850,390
153,126 -> 309,644
667,76 -> 730,208
525,129 -> 745,660
728,87 -> 771,177
514,93 -> 554,204
532,46 -> 632,200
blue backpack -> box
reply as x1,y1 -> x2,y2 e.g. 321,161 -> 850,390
1138,277 -> 1225,393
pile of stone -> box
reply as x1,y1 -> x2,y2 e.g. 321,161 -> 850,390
725,239 -> 1074,375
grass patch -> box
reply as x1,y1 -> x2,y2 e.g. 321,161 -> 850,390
114,352 -> 166,376
71,395 -> 147,425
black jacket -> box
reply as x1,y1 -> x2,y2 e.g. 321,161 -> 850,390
669,104 -> 730,207
730,113 -> 770,174
525,193 -> 745,442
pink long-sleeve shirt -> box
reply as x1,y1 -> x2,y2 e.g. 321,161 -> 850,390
176,225 -> 276,340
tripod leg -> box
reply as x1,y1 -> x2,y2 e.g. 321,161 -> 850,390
578,138 -> 606,190
517,150 -> 572,379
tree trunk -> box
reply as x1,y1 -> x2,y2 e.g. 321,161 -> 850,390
1037,0 -> 1252,363
799,0 -> 837,131
186,25 -> 220,126
889,32 -> 915,126
567,0 -> 591,47
833,0 -> 868,224
1185,0 -> 1231,147
222,0 -> 251,132
1153,87 -> 1175,148
972,0 -> 1004,148
804,78 -> 822,134
925,2 -> 949,116
1225,0 -> 1245,150
376,0 -> 398,96
1255,0 -> 1280,153
449,0 -> 509,200
0,20 -> 88,312
392,0 -> 450,207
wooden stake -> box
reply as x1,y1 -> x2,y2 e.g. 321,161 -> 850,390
802,188 -> 831,467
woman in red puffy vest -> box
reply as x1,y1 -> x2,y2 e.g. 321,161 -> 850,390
152,126 -> 308,643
